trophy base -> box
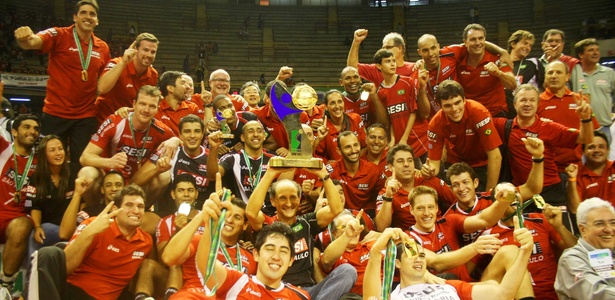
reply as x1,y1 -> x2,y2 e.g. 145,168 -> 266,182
269,156 -> 323,169
220,134 -> 235,139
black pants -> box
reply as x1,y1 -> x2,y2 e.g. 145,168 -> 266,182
41,113 -> 98,176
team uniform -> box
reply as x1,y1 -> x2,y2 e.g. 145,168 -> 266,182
343,93 -> 375,126
218,149 -> 274,214
390,281 -> 474,299
358,61 -> 415,85
482,213 -> 562,300
325,159 -> 387,213
407,214 -> 474,282
321,240 -> 376,295
314,113 -> 366,163
360,149 -> 391,178
575,160 -> 615,204
170,235 -> 210,300
214,111 -> 267,150
66,217 -> 152,300
263,213 -> 323,288
149,145 -> 213,207
214,268 -> 309,300
427,100 -> 502,168
0,137 -> 37,242
155,100 -> 203,136
457,52 -> 512,117
375,177 -> 456,230
424,45 -> 465,118
378,75 -> 428,157
316,209 -> 376,249
90,113 -> 175,180
444,193 -> 494,246
24,180 -> 75,226
94,57 -> 158,124
251,104 -> 290,149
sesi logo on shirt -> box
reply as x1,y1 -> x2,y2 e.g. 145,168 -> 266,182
132,251 -> 145,259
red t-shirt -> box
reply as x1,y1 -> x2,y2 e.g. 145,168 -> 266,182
482,213 -> 562,300
325,159 -> 387,211
67,218 -> 152,300
360,149 -> 390,178
407,214 -> 473,282
300,104 -> 326,127
343,94 -> 375,127
457,51 -> 512,116
538,88 -> 599,172
493,117 -> 578,186
95,58 -> 158,124
90,114 -> 175,180
0,137 -> 37,223
316,209 -> 375,249
155,99 -> 203,136
251,104 -> 289,149
428,100 -> 502,167
322,240 -> 376,295
358,61 -> 415,85
444,192 -> 494,246
576,160 -> 615,205
377,75 -> 427,157
375,177 -> 456,229
216,268 -> 309,300
423,45 -> 465,118
37,25 -> 110,119
314,113 -> 366,162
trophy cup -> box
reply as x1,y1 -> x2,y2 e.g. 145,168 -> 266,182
268,82 -> 323,169
216,108 -> 235,139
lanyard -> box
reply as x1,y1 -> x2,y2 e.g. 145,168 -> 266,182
204,189 -> 232,296
382,238 -> 397,300
426,61 -> 441,96
12,145 -> 34,203
220,243 -> 243,272
72,27 -> 92,82
515,59 -> 525,84
128,114 -> 151,167
242,150 -> 263,188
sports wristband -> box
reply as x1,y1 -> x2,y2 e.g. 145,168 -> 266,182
581,117 -> 592,123
319,174 -> 330,182
382,196 -> 393,202
532,157 -> 544,163
568,177 -> 577,182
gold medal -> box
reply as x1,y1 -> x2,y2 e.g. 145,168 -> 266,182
14,193 -> 20,203
82,70 -> 88,82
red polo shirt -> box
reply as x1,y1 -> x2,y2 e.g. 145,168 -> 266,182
37,25 -> 110,119
457,51 -> 512,116
576,160 -> 615,204
325,159 -> 386,211
343,93 -> 375,127
315,113 -> 366,163
252,104 -> 307,149
358,61 -> 415,85
424,45 -> 465,118
95,58 -> 158,124
155,99 -> 202,136
428,100 -> 502,167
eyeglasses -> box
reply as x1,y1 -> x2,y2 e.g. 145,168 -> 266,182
210,78 -> 230,83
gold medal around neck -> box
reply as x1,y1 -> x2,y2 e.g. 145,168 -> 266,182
81,70 -> 88,82
221,108 -> 233,119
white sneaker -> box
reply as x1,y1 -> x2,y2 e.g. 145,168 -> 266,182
0,286 -> 11,300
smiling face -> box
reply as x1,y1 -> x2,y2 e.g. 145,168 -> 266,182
101,173 -> 124,204
464,29 -> 486,57
511,38 -> 534,60
417,35 -> 441,70
340,68 -> 362,95
222,204 -> 248,241
183,75 -> 194,99
12,119 -> 40,150
338,134 -> 361,164
514,88 -> 539,120
240,121 -> 265,151
410,194 -> 438,232
391,150 -> 415,182
135,40 -> 157,69
325,92 -> 345,120
542,33 -> 564,58
585,135 -> 609,166
579,207 -> 615,249
133,92 -> 159,126
449,172 -> 478,207
580,44 -> 601,66
171,181 -> 197,207
242,85 -> 261,108
398,245 -> 427,282
45,138 -> 66,168
73,4 -> 98,33
366,127 -> 387,156
115,195 -> 145,229
254,234 -> 294,287
214,97 -> 237,125
209,70 -> 231,97
170,76 -> 190,101
179,121 -> 204,152
440,95 -> 466,123
271,181 -> 300,223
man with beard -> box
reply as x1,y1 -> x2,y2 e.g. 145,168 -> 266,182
156,71 -> 202,136
360,123 -> 390,176
95,33 -> 159,124
14,0 -> 111,175
0,114 -> 40,292
132,114 -> 213,211
326,131 -> 386,217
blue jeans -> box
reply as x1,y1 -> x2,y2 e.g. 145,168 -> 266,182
303,263 -> 357,300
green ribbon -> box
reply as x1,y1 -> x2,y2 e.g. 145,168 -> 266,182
381,238 -> 397,300
72,27 -> 92,76
204,188 -> 232,296
242,150 -> 263,189
12,145 -> 34,203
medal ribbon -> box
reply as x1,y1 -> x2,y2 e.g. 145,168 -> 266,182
242,150 -> 263,188
128,114 -> 152,167
381,238 -> 397,300
12,145 -> 34,203
220,243 -> 243,272
204,188 -> 232,296
72,27 -> 92,76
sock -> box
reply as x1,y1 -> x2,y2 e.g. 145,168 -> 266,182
164,287 -> 178,300
0,273 -> 14,284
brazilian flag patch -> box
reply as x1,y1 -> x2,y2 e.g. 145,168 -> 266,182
397,89 -> 406,95
485,129 -> 492,135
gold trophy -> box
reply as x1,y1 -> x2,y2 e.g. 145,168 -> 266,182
268,82 -> 323,168
216,108 -> 235,139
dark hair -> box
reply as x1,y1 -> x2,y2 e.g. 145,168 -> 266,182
265,80 -> 286,97
583,130 -> 610,151
212,94 -> 232,110
575,38 -> 599,59
446,162 -> 477,182
12,113 -> 40,131
159,71 -> 186,97
373,49 -> 394,65
102,170 -> 125,187
435,80 -> 465,105
75,0 -> 99,14
408,186 -> 438,207
323,89 -> 343,106
507,30 -> 535,52
1,98 -> 13,119
32,135 -> 70,201
171,173 -> 197,191
179,114 -> 205,132
542,29 -> 565,43
386,144 -> 415,165
135,33 -> 159,48
336,131 -> 358,150
268,179 -> 302,199
240,81 -> 261,97
231,198 -> 248,222
367,123 -> 386,135
136,85 -> 162,102
254,222 -> 296,257
462,23 -> 486,41
114,184 -> 146,207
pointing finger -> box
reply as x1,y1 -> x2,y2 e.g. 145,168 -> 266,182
513,215 -> 521,230
130,41 -> 137,49
101,201 -> 115,215
356,209 -> 363,221
390,166 -> 396,180
215,172 -> 222,193
201,80 -> 205,92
